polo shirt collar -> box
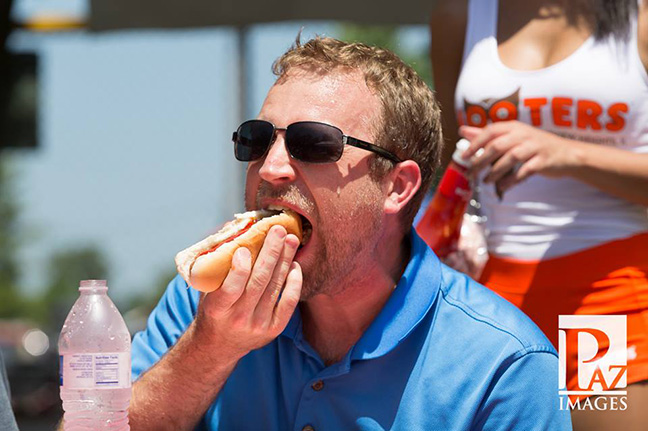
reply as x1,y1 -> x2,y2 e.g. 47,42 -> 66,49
282,229 -> 442,361
351,229 -> 441,360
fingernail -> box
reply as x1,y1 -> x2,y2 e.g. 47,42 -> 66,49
495,185 -> 504,201
236,247 -> 251,262
290,261 -> 301,273
286,234 -> 300,248
273,226 -> 286,239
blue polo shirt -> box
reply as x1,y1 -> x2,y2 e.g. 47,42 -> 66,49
132,231 -> 572,430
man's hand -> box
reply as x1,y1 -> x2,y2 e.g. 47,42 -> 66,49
193,224 -> 302,359
129,225 -> 302,431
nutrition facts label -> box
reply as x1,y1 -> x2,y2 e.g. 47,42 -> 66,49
61,352 -> 130,389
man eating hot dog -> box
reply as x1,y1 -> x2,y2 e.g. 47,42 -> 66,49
128,37 -> 572,430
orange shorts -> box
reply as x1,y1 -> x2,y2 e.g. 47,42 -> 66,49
479,233 -> 648,393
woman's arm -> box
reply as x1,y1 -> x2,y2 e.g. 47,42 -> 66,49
461,122 -> 648,205
566,141 -> 648,205
637,0 -> 648,71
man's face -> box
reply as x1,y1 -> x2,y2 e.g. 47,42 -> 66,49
244,68 -> 388,299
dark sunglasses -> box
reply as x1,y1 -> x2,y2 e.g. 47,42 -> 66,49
232,119 -> 402,164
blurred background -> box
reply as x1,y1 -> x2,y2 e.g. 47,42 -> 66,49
1,0 -> 432,428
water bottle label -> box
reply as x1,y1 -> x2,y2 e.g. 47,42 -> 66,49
60,352 -> 131,389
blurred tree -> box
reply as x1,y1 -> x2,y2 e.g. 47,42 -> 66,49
121,266 -> 178,335
0,157 -> 25,319
42,246 -> 110,327
124,266 -> 176,313
338,24 -> 432,87
0,159 -> 19,286
0,160 -> 111,326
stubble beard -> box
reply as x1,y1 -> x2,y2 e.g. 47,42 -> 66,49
299,188 -> 384,300
251,181 -> 384,301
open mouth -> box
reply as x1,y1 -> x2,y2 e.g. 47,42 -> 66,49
299,216 -> 313,247
267,205 -> 313,248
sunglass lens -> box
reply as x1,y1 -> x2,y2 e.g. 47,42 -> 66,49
287,122 -> 343,163
234,120 -> 274,161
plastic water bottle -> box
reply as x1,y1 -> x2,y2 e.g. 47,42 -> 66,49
416,139 -> 473,257
58,280 -> 131,430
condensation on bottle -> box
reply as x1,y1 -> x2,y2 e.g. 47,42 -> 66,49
58,280 -> 131,430
416,139 -> 473,257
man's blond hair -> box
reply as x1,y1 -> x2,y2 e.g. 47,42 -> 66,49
273,36 -> 443,231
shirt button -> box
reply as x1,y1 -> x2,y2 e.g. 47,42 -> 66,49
311,380 -> 324,391
302,425 -> 315,431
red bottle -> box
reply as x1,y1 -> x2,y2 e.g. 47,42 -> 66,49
416,139 -> 472,257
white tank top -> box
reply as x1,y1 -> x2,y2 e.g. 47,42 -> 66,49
455,0 -> 648,260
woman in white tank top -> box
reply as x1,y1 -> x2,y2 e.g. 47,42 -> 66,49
430,1 -> 648,429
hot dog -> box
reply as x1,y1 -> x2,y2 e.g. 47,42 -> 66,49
175,209 -> 303,293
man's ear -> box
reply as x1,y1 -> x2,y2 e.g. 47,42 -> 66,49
384,160 -> 421,215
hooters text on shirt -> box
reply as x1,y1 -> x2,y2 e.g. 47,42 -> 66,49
459,90 -> 629,132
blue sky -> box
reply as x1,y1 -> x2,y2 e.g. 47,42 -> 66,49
7,1 -> 428,302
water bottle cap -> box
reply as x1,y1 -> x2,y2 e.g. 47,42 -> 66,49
452,139 -> 472,168
79,279 -> 108,291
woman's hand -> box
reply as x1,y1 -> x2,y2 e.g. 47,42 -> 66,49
459,121 -> 579,194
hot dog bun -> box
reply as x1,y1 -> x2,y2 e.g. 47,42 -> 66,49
175,209 -> 302,293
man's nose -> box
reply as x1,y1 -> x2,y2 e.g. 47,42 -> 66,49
258,134 -> 297,185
